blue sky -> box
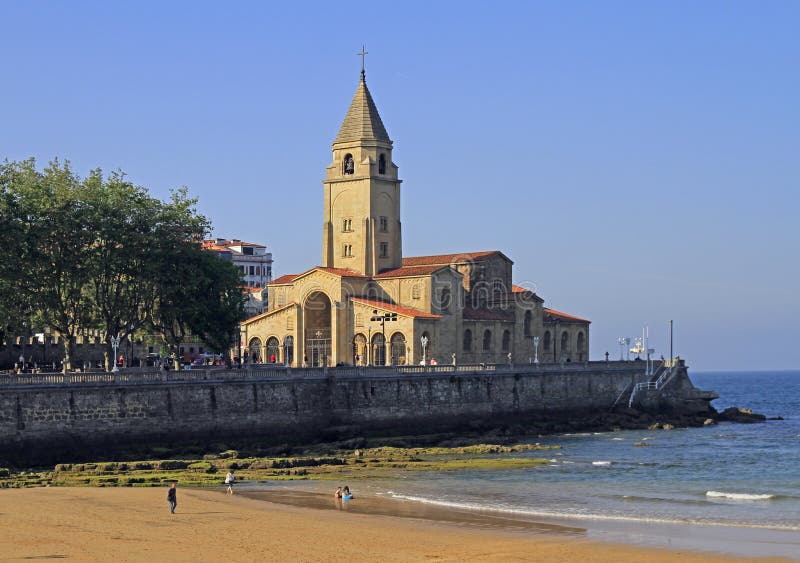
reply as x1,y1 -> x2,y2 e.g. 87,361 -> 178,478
2,1 -> 798,370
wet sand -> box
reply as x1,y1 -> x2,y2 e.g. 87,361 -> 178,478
0,487 -> 788,562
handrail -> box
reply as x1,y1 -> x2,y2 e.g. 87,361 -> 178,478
0,360 -> 650,389
628,364 -> 676,408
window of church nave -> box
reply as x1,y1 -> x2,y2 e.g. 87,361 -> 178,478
355,313 -> 363,327
342,218 -> 353,232
543,331 -> 551,350
378,153 -> 386,174
276,291 -> 286,307
379,216 -> 388,232
379,242 -> 388,258
524,310 -> 533,336
438,288 -> 451,313
463,329 -> 472,352
502,330 -> 511,352
483,330 -> 492,351
411,284 -> 421,299
343,154 -> 354,175
343,244 -> 353,257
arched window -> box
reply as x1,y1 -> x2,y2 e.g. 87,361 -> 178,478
577,332 -> 585,361
483,329 -> 492,351
343,153 -> 354,175
463,329 -> 472,352
523,310 -> 532,336
543,331 -> 551,350
561,331 -> 570,353
502,330 -> 511,352
378,153 -> 386,174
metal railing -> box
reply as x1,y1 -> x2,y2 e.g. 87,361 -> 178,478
627,363 -> 675,408
0,360 -> 649,389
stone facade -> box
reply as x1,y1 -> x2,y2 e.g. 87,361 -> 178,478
241,70 -> 589,367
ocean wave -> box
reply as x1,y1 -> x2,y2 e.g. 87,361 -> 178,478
592,461 -> 613,466
611,437 -> 625,441
384,492 -> 800,531
706,491 -> 775,501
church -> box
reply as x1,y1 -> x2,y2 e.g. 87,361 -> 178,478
240,66 -> 590,367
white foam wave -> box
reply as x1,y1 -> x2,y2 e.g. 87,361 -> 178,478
384,492 -> 800,531
706,491 -> 775,501
611,438 -> 625,441
592,461 -> 612,466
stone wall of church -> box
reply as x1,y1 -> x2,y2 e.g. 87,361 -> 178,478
0,363 -> 660,462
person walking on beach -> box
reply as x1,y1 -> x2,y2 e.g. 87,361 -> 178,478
225,470 -> 235,495
167,483 -> 177,514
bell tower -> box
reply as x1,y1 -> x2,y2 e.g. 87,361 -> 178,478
322,59 -> 402,276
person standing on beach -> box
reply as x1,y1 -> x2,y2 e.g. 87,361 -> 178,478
225,470 -> 235,495
167,483 -> 177,514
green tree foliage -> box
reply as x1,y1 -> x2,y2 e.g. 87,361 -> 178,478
0,158 -> 245,371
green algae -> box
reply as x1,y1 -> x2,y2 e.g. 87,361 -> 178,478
0,443 -> 556,489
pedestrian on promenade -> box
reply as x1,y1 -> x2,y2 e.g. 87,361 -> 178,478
225,470 -> 235,495
167,483 -> 177,514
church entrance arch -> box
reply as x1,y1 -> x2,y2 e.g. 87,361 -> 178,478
353,334 -> 367,366
248,338 -> 262,364
283,336 -> 294,366
390,332 -> 407,365
371,333 -> 386,366
304,291 -> 332,367
266,337 -> 280,364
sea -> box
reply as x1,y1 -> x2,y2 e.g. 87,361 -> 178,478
265,371 -> 800,558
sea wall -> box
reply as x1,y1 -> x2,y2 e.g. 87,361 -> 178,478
0,362 -> 705,462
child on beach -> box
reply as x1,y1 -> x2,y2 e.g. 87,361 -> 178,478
225,471 -> 235,495
335,486 -> 343,498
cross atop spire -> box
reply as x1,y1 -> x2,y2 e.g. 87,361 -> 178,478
357,45 -> 368,80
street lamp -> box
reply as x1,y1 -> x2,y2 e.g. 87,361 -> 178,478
421,335 -> 429,366
370,309 -> 397,366
110,335 -> 121,373
533,335 -> 540,364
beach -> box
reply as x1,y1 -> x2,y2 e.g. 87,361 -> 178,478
0,487 -> 783,562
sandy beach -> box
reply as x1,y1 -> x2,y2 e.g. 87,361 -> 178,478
0,487 -> 785,562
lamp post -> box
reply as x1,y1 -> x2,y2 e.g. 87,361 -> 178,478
110,335 -> 121,373
421,335 -> 429,366
370,309 -> 397,366
617,337 -> 626,361
625,337 -> 631,361
533,335 -> 540,365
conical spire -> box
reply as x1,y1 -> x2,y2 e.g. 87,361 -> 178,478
334,74 -> 391,145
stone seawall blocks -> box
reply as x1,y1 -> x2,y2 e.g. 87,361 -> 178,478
0,366 -> 655,458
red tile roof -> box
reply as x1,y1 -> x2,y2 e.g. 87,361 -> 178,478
270,274 -> 300,285
373,265 -> 451,278
543,308 -> 591,323
403,251 -> 506,267
351,298 -> 442,319
203,244 -> 231,252
203,239 -> 266,249
462,306 -> 516,322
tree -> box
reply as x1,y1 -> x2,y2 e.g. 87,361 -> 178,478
2,159 -> 96,370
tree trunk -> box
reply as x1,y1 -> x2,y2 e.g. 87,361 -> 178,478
62,336 -> 75,373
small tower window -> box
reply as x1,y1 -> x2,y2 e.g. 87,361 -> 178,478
343,244 -> 353,257
379,242 -> 388,258
379,216 -> 388,232
378,153 -> 386,174
342,218 -> 353,232
343,154 -> 354,175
